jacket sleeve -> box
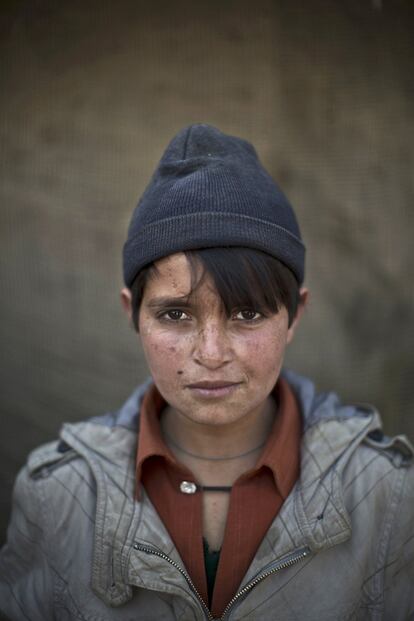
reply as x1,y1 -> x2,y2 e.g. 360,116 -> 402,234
382,463 -> 414,619
0,465 -> 55,621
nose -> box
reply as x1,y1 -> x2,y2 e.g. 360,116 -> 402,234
193,323 -> 233,369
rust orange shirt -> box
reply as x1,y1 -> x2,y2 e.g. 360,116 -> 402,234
136,377 -> 301,618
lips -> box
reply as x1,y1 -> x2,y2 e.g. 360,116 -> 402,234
187,381 -> 241,389
185,380 -> 242,398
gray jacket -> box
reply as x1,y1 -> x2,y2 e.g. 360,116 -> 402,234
1,370 -> 413,621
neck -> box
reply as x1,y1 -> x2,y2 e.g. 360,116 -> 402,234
160,396 -> 277,465
163,430 -> 267,461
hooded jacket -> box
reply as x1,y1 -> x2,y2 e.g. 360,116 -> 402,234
0,370 -> 413,621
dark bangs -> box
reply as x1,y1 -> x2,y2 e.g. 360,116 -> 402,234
130,247 -> 301,331
186,248 -> 300,326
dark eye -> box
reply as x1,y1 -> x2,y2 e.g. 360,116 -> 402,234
233,309 -> 262,321
163,309 -> 190,321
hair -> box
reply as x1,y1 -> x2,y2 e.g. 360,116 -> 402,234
129,247 -> 301,332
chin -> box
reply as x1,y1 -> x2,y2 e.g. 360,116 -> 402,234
182,404 -> 249,428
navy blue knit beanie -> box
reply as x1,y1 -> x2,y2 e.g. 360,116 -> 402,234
123,124 -> 305,286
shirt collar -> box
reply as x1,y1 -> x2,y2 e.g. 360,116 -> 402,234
254,377 -> 302,498
135,384 -> 175,498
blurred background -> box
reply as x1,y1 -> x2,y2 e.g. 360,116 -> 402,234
1,0 -> 413,545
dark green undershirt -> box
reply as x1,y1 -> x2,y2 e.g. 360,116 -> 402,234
203,538 -> 221,606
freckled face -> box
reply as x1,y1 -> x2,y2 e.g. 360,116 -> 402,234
138,253 -> 297,428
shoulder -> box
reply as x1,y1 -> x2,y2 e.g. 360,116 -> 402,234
11,439 -> 96,532
288,367 -> 414,505
25,377 -> 153,481
26,438 -> 78,478
320,406 -> 413,506
286,367 -> 413,466
341,430 -> 413,510
346,428 -> 413,476
18,380 -> 152,512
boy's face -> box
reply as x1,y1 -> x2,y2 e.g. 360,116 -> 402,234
122,252 -> 306,429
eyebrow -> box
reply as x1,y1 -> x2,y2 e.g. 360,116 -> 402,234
145,296 -> 193,309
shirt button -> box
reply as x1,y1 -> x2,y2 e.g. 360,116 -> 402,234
180,481 -> 197,494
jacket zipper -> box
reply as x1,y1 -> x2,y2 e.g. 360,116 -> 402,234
220,546 -> 310,619
133,542 -> 214,620
134,542 -> 310,620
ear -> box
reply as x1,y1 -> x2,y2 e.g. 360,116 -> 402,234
120,287 -> 133,322
286,287 -> 309,345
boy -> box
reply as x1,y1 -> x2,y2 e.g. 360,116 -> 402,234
0,124 -> 413,620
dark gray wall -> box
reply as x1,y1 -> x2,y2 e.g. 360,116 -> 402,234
1,0 -> 413,544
